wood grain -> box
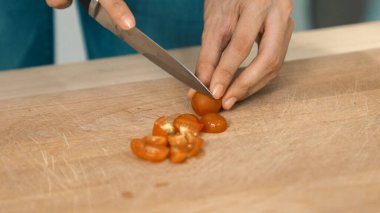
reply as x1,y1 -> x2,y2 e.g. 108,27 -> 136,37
1,49 -> 380,212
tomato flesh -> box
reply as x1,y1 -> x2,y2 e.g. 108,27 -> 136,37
170,146 -> 188,163
200,113 -> 227,133
191,92 -> 222,116
173,113 -> 203,135
185,133 -> 204,157
130,138 -> 169,162
152,116 -> 175,138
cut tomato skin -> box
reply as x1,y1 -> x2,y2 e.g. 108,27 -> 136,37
191,92 -> 222,116
152,116 -> 175,138
132,109 -> 226,163
185,133 -> 204,157
200,113 -> 227,133
170,147 -> 188,163
143,136 -> 168,146
173,114 -> 203,135
168,134 -> 188,147
130,138 -> 169,162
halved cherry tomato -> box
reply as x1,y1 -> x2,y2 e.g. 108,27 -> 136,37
191,92 -> 222,116
130,138 -> 169,162
173,114 -> 203,135
143,136 -> 168,146
168,134 -> 187,147
170,146 -> 188,163
152,116 -> 175,138
200,113 -> 227,133
185,133 -> 204,157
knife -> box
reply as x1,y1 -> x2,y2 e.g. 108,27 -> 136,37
79,0 -> 213,97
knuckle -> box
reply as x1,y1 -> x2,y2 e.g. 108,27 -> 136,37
231,35 -> 253,57
218,65 -> 236,80
237,80 -> 252,97
111,0 -> 125,13
268,70 -> 279,81
264,54 -> 283,72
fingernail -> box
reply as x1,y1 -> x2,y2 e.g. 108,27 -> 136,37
187,88 -> 196,98
224,97 -> 237,110
121,15 -> 133,30
212,84 -> 224,99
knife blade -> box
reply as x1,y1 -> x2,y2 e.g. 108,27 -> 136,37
79,0 -> 213,97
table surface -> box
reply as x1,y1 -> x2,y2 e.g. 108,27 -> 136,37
1,21 -> 380,100
1,22 -> 380,213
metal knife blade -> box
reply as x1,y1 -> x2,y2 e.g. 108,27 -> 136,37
79,0 -> 213,97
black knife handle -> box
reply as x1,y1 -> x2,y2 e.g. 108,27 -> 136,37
79,0 -> 91,11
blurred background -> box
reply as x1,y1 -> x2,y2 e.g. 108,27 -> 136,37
1,0 -> 380,70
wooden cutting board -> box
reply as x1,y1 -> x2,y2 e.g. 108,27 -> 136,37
1,49 -> 380,213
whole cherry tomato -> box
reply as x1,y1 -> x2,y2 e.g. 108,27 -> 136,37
173,113 -> 203,135
191,92 -> 222,116
200,113 -> 227,133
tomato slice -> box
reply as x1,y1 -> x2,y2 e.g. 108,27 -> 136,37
152,116 -> 175,138
185,133 -> 204,157
170,146 -> 188,163
168,134 -> 188,147
200,113 -> 227,133
173,113 -> 203,135
191,92 -> 222,116
143,136 -> 168,146
130,138 -> 169,162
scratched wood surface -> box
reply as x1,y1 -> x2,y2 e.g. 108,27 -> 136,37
1,49 -> 380,213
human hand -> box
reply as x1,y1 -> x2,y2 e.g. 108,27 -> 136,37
45,0 -> 135,30
189,0 -> 294,110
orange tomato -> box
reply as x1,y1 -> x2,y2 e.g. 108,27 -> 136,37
143,136 -> 168,146
130,138 -> 169,162
191,92 -> 222,116
173,113 -> 203,135
168,134 -> 188,147
200,113 -> 227,133
152,116 -> 175,138
170,146 -> 188,163
185,133 -> 204,157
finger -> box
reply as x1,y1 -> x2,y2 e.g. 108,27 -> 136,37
209,9 -> 265,99
195,16 -> 235,92
222,18 -> 293,110
99,0 -> 135,30
187,88 -> 196,99
46,0 -> 72,9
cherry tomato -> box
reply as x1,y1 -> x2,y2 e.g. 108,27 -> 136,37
168,134 -> 187,147
170,146 -> 188,163
191,92 -> 222,116
143,136 -> 168,146
130,138 -> 169,162
200,113 -> 227,133
152,116 -> 175,138
185,133 -> 204,157
173,114 -> 203,135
